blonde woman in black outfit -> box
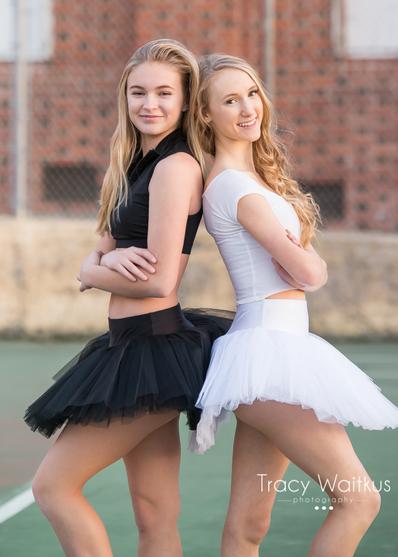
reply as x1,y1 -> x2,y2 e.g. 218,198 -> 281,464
24,40 -> 229,557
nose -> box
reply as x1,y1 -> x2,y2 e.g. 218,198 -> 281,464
142,94 -> 158,110
240,99 -> 255,117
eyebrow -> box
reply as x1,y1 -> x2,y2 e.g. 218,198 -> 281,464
128,85 -> 176,90
221,85 -> 258,101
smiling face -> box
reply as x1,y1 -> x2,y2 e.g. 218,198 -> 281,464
126,61 -> 186,141
205,68 -> 263,145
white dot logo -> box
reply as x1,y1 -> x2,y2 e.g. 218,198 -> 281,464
314,505 -> 334,511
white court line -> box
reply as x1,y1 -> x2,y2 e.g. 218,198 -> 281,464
0,487 -> 35,524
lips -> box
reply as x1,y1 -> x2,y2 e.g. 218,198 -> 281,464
237,117 -> 257,128
140,115 -> 163,119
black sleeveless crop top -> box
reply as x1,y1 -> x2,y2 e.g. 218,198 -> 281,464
110,127 -> 202,254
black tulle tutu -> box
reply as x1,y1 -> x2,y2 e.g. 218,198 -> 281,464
24,305 -> 233,438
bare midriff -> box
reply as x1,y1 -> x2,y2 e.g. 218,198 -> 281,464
265,289 -> 306,300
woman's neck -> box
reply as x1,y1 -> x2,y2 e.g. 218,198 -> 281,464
213,137 -> 256,172
140,126 -> 178,156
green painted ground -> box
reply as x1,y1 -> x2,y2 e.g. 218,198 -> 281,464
0,340 -> 397,556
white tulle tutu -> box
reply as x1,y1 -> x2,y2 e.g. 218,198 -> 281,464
190,299 -> 398,454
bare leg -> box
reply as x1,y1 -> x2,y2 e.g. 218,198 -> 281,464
234,402 -> 381,557
221,419 -> 290,557
123,416 -> 182,557
32,411 -> 178,557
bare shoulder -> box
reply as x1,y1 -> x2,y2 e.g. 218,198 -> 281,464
154,151 -> 202,181
150,153 -> 203,203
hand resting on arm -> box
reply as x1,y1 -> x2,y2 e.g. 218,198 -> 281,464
78,152 -> 202,298
237,194 -> 328,290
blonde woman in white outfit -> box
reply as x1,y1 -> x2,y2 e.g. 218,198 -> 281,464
190,54 -> 398,557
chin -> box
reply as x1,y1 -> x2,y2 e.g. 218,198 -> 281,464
251,129 -> 262,142
248,123 -> 262,142
238,130 -> 261,143
135,122 -> 168,136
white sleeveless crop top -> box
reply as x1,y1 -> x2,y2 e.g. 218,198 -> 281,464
203,169 -> 301,305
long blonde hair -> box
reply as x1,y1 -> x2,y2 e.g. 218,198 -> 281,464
97,39 -> 201,234
194,54 -> 320,246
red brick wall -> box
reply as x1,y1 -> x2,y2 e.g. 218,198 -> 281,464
130,0 -> 264,68
26,0 -> 264,216
2,0 -> 397,231
274,0 -> 398,231
28,1 -> 136,215
0,65 -> 13,215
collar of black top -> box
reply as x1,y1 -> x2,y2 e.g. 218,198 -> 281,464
135,127 -> 185,159
153,127 -> 185,155
128,127 -> 186,180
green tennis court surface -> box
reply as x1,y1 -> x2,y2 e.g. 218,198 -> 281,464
1,340 -> 397,556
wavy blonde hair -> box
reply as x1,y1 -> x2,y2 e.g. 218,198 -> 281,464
194,54 -> 321,246
97,39 -> 201,234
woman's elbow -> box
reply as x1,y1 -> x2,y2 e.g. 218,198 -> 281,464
151,275 -> 178,297
304,260 -> 328,288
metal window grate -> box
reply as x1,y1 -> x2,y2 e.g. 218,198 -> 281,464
43,162 -> 99,203
300,181 -> 345,222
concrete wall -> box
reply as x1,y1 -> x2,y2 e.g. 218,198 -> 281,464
1,217 -> 397,339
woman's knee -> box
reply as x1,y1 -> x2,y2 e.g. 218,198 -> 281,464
32,470 -> 58,515
224,509 -> 272,547
355,488 -> 381,523
134,494 -> 180,536
31,466 -> 81,517
335,487 -> 381,525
